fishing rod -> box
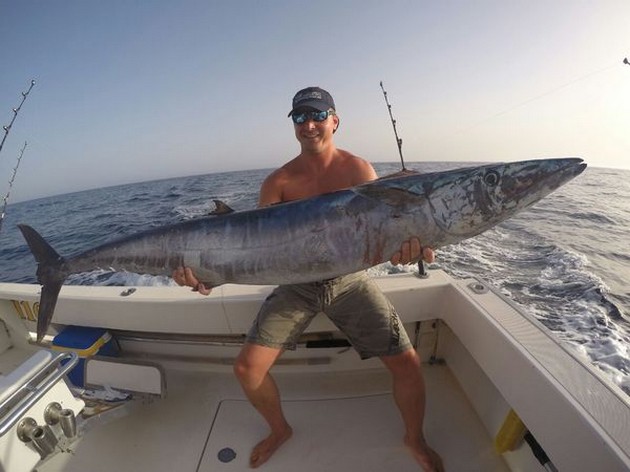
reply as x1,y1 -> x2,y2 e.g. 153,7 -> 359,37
380,81 -> 407,171
379,82 -> 429,277
0,80 -> 35,233
0,79 -> 36,157
0,141 -> 27,232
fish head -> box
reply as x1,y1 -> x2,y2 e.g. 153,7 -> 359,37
427,158 -> 587,244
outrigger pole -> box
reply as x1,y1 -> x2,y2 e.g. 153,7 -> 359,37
380,81 -> 407,171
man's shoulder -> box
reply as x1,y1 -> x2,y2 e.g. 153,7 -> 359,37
336,148 -> 366,162
261,166 -> 291,191
336,149 -> 373,168
259,167 -> 291,206
335,150 -> 378,182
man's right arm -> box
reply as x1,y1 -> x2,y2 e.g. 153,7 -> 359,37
258,171 -> 284,207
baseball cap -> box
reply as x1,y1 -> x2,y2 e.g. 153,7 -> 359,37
287,87 -> 336,116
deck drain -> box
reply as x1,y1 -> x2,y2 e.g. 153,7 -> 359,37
218,447 -> 237,463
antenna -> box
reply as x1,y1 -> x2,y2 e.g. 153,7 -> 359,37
380,81 -> 407,171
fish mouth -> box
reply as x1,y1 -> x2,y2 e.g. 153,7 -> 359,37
556,157 -> 587,179
529,157 -> 586,197
505,158 -> 586,203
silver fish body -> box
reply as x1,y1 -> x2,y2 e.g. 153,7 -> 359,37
19,157 -> 586,340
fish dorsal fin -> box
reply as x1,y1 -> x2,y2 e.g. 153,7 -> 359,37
378,168 -> 420,180
210,199 -> 235,216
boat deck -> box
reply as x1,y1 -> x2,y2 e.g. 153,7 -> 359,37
5,271 -> 630,471
42,363 -> 508,472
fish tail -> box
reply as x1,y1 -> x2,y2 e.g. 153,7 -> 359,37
17,224 -> 68,341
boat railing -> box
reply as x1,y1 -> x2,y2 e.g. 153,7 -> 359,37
0,350 -> 78,436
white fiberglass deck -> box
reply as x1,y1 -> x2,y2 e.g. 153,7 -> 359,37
6,271 -> 629,471
45,364 -> 507,472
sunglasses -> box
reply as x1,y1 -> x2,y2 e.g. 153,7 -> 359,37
291,110 -> 335,124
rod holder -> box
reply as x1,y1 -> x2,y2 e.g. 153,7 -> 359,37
16,417 -> 58,458
16,417 -> 37,443
44,402 -> 77,438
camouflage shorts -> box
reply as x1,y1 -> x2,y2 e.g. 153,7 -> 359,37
246,271 -> 412,359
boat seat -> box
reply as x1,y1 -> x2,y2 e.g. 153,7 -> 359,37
84,358 -> 165,397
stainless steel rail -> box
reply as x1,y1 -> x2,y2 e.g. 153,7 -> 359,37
0,351 -> 79,436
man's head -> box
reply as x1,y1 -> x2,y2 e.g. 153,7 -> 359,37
287,86 -> 335,116
288,86 -> 339,135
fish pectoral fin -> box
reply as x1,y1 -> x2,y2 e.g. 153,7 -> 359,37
209,200 -> 235,216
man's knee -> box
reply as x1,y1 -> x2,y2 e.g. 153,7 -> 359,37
233,343 -> 281,383
233,354 -> 249,380
234,348 -> 259,380
381,348 -> 422,375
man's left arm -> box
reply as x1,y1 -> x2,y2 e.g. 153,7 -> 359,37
352,160 -> 434,267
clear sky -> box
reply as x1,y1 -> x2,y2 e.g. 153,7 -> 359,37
1,1 -> 629,202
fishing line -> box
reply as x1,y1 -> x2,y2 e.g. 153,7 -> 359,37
439,60 -> 620,141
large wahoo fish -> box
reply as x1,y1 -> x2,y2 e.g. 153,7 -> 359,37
19,158 -> 585,341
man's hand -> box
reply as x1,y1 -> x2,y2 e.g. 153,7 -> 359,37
172,267 -> 212,295
389,237 -> 435,266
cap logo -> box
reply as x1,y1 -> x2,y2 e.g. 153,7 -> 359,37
295,91 -> 322,102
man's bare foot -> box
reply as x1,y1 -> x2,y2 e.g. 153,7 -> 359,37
250,426 -> 293,468
404,436 -> 445,472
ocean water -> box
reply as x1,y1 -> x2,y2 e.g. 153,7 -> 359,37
0,162 -> 629,395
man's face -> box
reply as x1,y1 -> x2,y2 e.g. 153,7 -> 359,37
291,108 -> 339,153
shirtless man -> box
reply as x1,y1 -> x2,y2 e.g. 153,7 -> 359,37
174,87 -> 444,471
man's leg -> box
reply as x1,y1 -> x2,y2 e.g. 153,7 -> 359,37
234,343 -> 293,468
380,349 -> 444,472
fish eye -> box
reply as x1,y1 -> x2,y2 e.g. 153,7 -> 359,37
484,171 -> 500,187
